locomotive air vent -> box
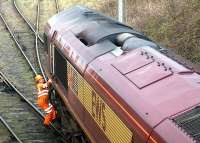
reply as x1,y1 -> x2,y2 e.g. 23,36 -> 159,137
173,106 -> 200,142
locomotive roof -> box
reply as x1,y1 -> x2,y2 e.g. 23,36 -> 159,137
45,6 -> 200,142
45,5 -> 149,46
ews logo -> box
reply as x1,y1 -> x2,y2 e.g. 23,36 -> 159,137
91,91 -> 106,131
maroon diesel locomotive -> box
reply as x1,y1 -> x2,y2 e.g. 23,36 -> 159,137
44,6 -> 200,143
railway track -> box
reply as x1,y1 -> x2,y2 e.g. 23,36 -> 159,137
0,116 -> 20,143
0,1 -> 68,142
0,0 -> 48,86
14,0 -> 59,42
14,0 -> 59,78
14,0 -> 44,44
0,0 -> 39,75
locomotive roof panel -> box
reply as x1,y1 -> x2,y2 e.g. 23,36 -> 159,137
45,6 -> 147,46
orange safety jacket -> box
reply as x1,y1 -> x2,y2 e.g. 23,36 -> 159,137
36,83 -> 49,110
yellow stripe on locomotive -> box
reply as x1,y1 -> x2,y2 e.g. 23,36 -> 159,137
67,62 -> 133,143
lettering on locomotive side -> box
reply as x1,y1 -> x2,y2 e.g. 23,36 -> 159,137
91,91 -> 106,131
67,62 -> 133,143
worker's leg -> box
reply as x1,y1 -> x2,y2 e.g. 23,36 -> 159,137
43,103 -> 56,126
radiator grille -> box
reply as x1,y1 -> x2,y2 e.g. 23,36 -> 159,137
173,106 -> 200,142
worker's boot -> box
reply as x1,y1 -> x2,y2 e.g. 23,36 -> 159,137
43,114 -> 51,126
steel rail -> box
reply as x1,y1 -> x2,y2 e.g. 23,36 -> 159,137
0,72 -> 44,120
14,0 -> 58,81
0,12 -> 38,76
35,0 -> 47,82
0,116 -> 23,143
13,0 -> 47,81
13,0 -> 44,44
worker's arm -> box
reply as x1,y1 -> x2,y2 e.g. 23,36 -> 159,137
47,79 -> 52,87
42,79 -> 52,88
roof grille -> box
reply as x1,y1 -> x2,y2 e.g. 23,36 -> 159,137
173,106 -> 200,142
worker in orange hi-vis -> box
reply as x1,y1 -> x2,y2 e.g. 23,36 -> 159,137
35,75 -> 56,126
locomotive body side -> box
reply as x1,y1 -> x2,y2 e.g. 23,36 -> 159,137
44,6 -> 200,143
